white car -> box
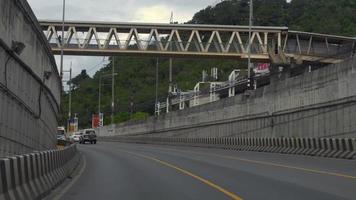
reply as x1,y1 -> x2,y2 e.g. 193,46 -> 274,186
70,132 -> 84,143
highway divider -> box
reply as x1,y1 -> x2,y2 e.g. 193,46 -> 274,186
101,136 -> 356,160
0,144 -> 79,200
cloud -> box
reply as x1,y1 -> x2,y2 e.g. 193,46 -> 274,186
134,5 -> 172,23
133,5 -> 192,23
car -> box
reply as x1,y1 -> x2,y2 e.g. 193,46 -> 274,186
57,126 -> 70,146
57,126 -> 69,141
57,134 -> 66,141
82,129 -> 97,144
70,131 -> 84,143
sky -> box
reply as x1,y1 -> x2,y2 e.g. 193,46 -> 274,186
27,0 -> 219,82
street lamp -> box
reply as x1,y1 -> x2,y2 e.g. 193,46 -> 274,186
60,0 -> 66,80
62,63 -> 72,132
66,64 -> 72,118
111,57 -> 116,126
247,0 -> 253,89
155,58 -> 159,116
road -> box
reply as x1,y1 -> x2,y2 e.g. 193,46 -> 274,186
58,142 -> 356,200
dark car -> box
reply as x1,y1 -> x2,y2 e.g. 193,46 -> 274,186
82,129 -> 97,144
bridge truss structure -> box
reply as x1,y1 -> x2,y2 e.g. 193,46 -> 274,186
39,20 -> 356,64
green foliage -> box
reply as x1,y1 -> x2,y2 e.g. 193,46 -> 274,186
132,112 -> 150,121
59,0 -> 356,128
113,112 -> 130,124
68,69 -> 90,88
190,0 -> 356,36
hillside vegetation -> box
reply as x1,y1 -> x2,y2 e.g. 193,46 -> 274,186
60,0 -> 356,128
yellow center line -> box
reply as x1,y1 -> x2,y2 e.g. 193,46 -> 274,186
120,149 -> 243,200
141,145 -> 356,180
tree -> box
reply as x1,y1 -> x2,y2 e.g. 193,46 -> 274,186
68,69 -> 90,88
59,0 -> 356,128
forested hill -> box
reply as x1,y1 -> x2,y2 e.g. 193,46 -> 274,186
190,0 -> 356,36
61,0 -> 356,128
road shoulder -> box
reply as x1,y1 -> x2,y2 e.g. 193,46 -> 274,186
43,152 -> 86,200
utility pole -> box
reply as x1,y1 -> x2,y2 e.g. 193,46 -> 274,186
62,64 -> 72,132
167,57 -> 172,113
111,57 -> 115,125
60,0 -> 66,79
98,72 -> 118,126
168,13 -> 174,112
130,95 -> 134,119
169,58 -> 173,93
68,63 -> 72,119
98,74 -> 101,136
155,58 -> 159,116
98,75 -> 102,115
247,0 -> 253,89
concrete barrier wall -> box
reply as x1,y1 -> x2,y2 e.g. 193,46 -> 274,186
0,144 -> 79,200
0,0 -> 61,157
102,136 -> 356,160
99,56 -> 356,139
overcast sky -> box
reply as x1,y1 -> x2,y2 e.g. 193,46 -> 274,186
27,0 -> 218,81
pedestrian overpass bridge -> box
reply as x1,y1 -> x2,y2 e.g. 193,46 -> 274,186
39,20 -> 355,64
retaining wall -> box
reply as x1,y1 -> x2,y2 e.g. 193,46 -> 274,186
0,0 -> 61,157
99,56 -> 356,139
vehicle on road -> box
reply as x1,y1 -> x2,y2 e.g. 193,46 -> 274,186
57,134 -> 66,141
82,129 -> 97,144
57,126 -> 71,146
70,131 -> 84,143
57,126 -> 66,137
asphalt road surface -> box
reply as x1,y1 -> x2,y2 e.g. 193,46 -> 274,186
58,142 -> 356,200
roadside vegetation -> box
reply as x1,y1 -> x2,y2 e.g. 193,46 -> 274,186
60,0 -> 356,128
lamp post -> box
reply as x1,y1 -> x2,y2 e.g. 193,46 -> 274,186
111,57 -> 115,126
62,63 -> 72,133
155,58 -> 159,116
60,0 -> 66,79
68,64 -> 72,119
98,75 -> 102,115
168,42 -> 173,113
247,0 -> 253,89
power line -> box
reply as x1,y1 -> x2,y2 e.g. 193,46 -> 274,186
86,57 -> 109,74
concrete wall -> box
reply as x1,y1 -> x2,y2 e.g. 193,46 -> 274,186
0,0 -> 61,157
0,144 -> 79,200
99,56 -> 356,139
